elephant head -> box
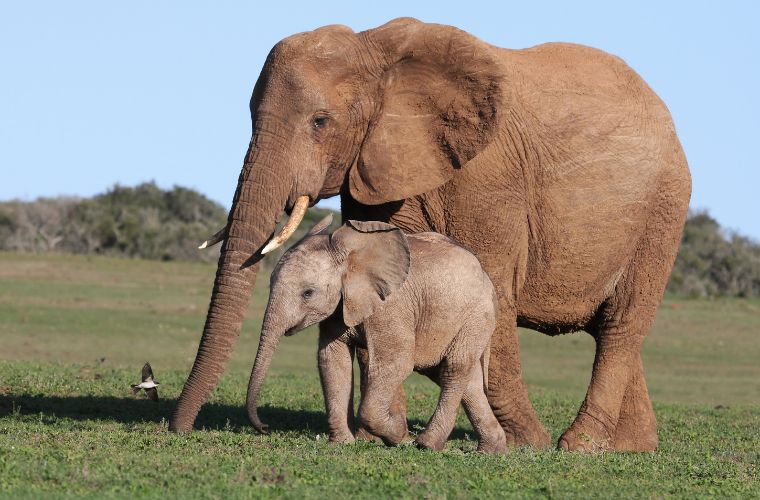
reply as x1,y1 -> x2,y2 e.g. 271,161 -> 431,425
171,17 -> 504,431
245,217 -> 410,432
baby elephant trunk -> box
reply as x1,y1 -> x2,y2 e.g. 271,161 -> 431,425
246,322 -> 284,433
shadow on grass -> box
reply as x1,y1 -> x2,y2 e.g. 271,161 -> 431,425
0,394 -> 326,433
0,393 -> 474,440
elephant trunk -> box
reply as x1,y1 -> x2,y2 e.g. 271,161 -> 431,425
245,313 -> 285,433
169,136 -> 291,433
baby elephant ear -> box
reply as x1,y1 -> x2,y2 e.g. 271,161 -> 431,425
307,214 -> 334,236
330,220 -> 411,327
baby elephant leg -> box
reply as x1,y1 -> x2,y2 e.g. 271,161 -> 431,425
462,362 -> 507,453
415,360 -> 471,451
355,346 -> 407,443
357,359 -> 411,447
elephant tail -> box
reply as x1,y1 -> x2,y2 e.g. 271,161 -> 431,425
481,340 -> 491,390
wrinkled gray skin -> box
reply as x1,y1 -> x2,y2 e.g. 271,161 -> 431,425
247,217 -> 507,453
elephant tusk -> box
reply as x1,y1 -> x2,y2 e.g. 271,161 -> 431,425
198,226 -> 228,249
260,195 -> 310,255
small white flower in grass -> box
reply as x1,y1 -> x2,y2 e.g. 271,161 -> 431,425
315,434 -> 321,441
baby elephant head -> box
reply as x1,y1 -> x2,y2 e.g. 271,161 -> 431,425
245,215 -> 410,432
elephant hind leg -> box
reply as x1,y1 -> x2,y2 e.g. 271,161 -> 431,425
559,260 -> 662,452
462,362 -> 508,453
415,359 -> 473,451
558,333 -> 644,452
560,178 -> 687,452
559,292 -> 661,452
559,311 -> 660,452
613,354 -> 658,451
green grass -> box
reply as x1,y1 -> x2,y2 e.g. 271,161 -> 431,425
1,251 -> 758,497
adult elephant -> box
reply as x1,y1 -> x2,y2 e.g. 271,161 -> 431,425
170,18 -> 690,452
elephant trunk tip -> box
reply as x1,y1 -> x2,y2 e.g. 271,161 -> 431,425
168,418 -> 193,434
169,401 -> 200,433
248,408 -> 270,434
169,424 -> 191,434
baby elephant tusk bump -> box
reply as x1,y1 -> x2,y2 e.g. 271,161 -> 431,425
198,226 -> 228,249
260,195 -> 310,255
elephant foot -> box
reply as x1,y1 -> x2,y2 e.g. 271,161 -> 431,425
354,426 -> 384,443
414,430 -> 446,451
477,434 -> 508,454
612,430 -> 657,452
328,431 -> 356,444
613,412 -> 658,452
358,420 -> 408,447
558,412 -> 614,452
475,421 -> 508,454
558,432 -> 611,452
379,426 -> 409,447
359,410 -> 409,446
502,420 -> 551,449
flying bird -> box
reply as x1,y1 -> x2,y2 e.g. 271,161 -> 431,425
131,362 -> 159,402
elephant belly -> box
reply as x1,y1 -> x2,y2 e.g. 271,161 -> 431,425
515,168 -> 659,331
442,141 -> 663,332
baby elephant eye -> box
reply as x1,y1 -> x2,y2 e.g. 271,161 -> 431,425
302,288 -> 315,299
312,116 -> 329,130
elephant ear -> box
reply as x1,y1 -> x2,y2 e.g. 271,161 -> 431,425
330,220 -> 410,327
307,214 -> 334,236
350,19 -> 504,205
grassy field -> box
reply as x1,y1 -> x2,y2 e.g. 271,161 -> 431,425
0,251 -> 758,497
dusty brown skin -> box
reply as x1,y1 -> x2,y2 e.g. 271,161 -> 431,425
171,18 -> 691,452
246,218 -> 507,453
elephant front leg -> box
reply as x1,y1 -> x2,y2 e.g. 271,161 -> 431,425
355,346 -> 407,442
357,353 -> 411,447
318,323 -> 355,444
487,303 -> 551,448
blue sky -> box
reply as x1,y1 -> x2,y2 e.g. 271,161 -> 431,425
1,1 -> 758,238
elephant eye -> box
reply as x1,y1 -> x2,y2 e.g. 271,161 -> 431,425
302,288 -> 315,300
312,116 -> 329,130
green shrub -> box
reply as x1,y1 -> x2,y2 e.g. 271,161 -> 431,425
0,182 -> 340,265
668,211 -> 760,298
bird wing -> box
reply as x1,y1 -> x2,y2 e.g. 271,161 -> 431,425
131,385 -> 140,394
141,362 -> 154,383
146,387 -> 159,402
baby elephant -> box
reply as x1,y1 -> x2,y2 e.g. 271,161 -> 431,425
246,215 -> 506,453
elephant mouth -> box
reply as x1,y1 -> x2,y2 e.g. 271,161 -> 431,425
260,195 -> 310,255
198,195 -> 311,254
